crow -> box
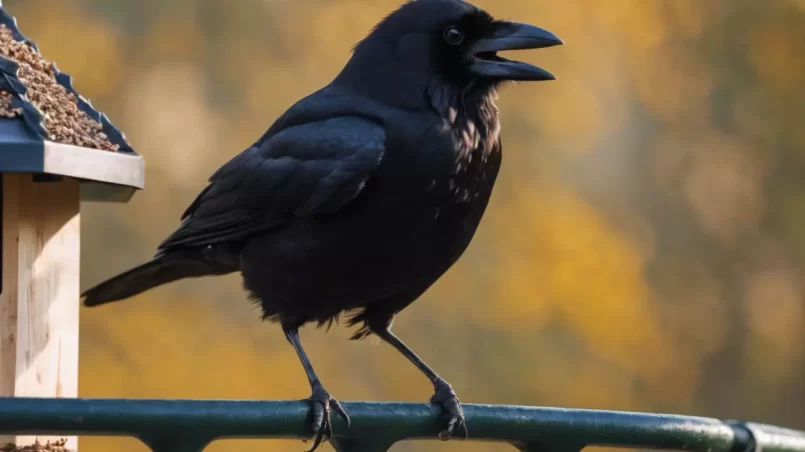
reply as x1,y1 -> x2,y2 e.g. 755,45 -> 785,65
82,0 -> 562,449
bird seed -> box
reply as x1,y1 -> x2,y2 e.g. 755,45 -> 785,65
0,439 -> 72,452
0,23 -> 118,151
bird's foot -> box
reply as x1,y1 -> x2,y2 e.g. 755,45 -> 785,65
430,378 -> 467,441
303,383 -> 350,452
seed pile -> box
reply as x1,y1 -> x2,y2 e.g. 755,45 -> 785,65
0,439 -> 71,452
0,23 -> 118,151
0,90 -> 21,118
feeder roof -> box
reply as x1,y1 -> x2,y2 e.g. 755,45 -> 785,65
0,6 -> 144,202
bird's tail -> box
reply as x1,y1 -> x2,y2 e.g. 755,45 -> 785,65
82,251 -> 236,307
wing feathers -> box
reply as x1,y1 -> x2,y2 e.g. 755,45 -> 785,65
159,115 -> 385,252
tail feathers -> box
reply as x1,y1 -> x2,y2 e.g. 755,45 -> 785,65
82,253 -> 236,307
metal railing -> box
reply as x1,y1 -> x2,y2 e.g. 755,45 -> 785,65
1,398 -> 804,452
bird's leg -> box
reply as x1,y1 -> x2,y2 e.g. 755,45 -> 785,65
285,328 -> 350,452
375,328 -> 467,440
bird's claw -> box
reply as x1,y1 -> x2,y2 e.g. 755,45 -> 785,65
431,379 -> 467,441
304,385 -> 350,452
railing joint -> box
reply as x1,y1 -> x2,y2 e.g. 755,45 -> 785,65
726,420 -> 805,452
726,421 -> 758,452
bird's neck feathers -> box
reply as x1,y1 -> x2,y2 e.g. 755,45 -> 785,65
427,79 -> 500,130
428,80 -> 501,168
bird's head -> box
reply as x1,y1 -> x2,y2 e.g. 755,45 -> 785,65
334,0 -> 563,106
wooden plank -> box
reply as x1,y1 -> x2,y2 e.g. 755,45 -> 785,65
43,140 -> 145,190
0,174 -> 20,398
0,174 -> 79,450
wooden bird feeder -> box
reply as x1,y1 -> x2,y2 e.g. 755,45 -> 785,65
0,2 -> 144,449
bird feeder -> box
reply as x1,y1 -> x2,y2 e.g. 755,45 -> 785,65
0,3 -> 144,449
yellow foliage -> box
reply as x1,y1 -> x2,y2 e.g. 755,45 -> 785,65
11,2 -> 124,99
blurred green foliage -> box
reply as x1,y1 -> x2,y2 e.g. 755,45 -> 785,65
4,0 -> 805,450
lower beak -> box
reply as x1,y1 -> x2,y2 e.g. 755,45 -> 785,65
469,21 -> 563,81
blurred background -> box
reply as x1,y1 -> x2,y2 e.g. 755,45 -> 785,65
4,0 -> 805,450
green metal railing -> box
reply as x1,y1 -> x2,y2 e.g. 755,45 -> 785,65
1,398 -> 804,452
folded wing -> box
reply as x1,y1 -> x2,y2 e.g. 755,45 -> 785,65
157,116 -> 386,252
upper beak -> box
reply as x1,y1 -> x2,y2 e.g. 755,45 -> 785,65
469,21 -> 563,81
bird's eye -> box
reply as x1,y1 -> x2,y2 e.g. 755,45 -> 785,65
443,26 -> 465,45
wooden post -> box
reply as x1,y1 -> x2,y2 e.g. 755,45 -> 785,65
0,174 -> 80,450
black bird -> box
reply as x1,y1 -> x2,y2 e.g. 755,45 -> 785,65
82,0 -> 562,449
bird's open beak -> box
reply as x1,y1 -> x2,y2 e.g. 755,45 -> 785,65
469,21 -> 563,81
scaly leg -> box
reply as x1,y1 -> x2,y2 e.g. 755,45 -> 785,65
285,328 -> 350,451
375,328 -> 467,440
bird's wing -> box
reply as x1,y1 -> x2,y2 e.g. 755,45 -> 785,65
157,115 -> 385,252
